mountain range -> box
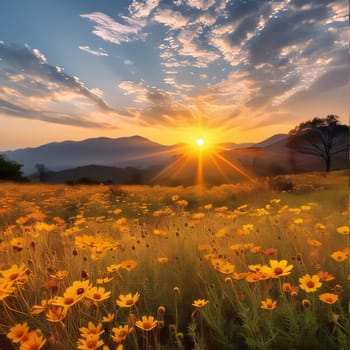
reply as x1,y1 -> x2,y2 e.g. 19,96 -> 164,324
2,132 -> 348,185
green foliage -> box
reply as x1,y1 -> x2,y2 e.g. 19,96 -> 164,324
0,154 -> 25,181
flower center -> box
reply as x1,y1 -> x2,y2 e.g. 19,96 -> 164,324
86,340 -> 98,348
93,293 -> 101,300
306,281 -> 315,288
9,273 -> 19,280
76,288 -> 85,295
143,322 -> 152,330
64,297 -> 74,305
126,299 -> 134,305
274,267 -> 283,275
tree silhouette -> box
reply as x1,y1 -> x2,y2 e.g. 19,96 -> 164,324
287,115 -> 349,172
0,154 -> 25,180
35,163 -> 50,182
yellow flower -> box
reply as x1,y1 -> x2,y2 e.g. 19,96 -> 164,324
307,239 -> 322,247
20,330 -> 46,350
192,299 -> 209,308
114,208 -> 122,215
77,334 -> 104,350
153,229 -> 167,236
101,313 -> 115,323
260,298 -> 277,310
282,283 -> 299,295
330,251 -> 348,262
191,212 -> 205,220
176,199 -> 188,207
106,264 -> 121,273
336,225 -> 349,235
250,246 -> 263,254
155,257 -> 169,264
135,316 -> 157,331
65,280 -> 91,297
52,294 -> 81,308
96,276 -> 113,284
171,194 -> 179,201
0,280 -> 15,301
45,305 -> 68,323
319,293 -> 338,305
111,325 -> 134,343
116,292 -> 140,308
245,272 -> 264,283
248,264 -> 263,272
79,322 -> 104,338
120,259 -> 137,271
84,286 -> 111,302
10,237 -> 24,251
49,270 -> 69,280
302,299 -> 312,308
293,218 -> 303,224
261,260 -> 294,278
216,262 -> 235,274
299,274 -> 322,293
7,323 -> 30,343
315,223 -> 326,230
232,272 -> 248,280
0,263 -> 29,284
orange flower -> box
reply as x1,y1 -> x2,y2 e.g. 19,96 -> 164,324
319,293 -> 338,304
120,259 -> 137,271
317,271 -> 335,282
336,226 -> 349,235
7,323 -> 30,343
307,239 -> 322,247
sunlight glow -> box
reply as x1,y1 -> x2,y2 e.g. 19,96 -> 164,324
196,138 -> 204,146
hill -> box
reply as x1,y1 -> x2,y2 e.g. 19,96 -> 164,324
3,135 -> 177,175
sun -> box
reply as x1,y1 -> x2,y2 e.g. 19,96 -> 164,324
196,138 -> 204,147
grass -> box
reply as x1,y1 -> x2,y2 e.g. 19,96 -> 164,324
0,170 -> 349,349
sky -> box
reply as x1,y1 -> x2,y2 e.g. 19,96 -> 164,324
0,0 -> 348,150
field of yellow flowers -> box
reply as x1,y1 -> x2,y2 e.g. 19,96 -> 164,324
0,170 -> 349,350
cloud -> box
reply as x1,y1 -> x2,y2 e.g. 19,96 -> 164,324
78,45 -> 108,56
0,42 -> 119,128
118,80 -> 194,127
176,29 -> 220,67
153,8 -> 189,30
128,0 -> 160,18
80,12 -> 146,45
186,0 -> 217,11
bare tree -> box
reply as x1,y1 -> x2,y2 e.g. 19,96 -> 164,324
287,115 -> 349,172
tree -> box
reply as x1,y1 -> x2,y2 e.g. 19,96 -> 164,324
0,154 -> 25,180
287,115 -> 349,172
35,163 -> 50,182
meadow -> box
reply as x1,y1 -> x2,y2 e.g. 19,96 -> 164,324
0,170 -> 349,350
